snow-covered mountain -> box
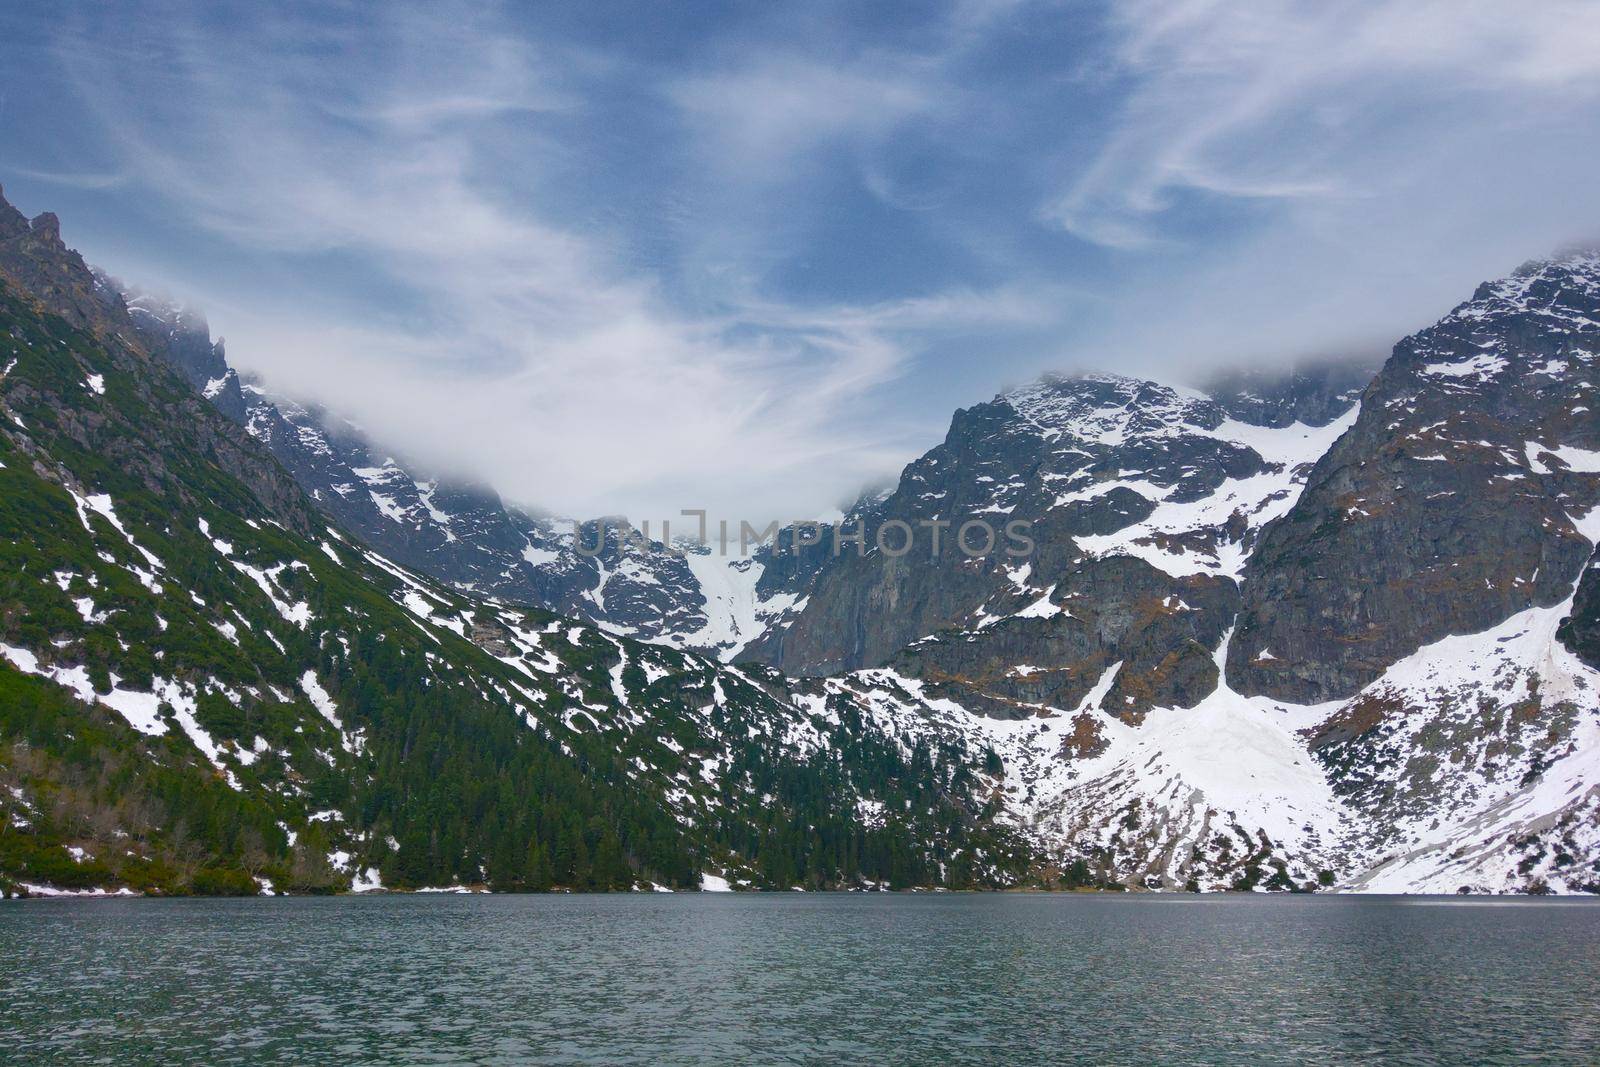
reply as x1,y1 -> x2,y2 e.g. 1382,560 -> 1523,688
762,249 -> 1600,894
816,586 -> 1598,893
738,361 -> 1374,717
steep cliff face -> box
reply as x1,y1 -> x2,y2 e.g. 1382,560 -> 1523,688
0,191 -> 322,539
1229,251 -> 1600,703
1558,544 -> 1600,671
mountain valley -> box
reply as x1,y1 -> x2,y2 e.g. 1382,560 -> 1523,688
3,187 -> 1598,896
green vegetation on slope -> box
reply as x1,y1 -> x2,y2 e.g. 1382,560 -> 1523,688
0,282 -> 1034,895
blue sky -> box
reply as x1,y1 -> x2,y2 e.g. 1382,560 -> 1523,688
3,0 -> 1599,521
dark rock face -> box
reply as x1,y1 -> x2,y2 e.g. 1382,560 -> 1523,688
741,376 -> 1225,676
891,556 -> 1238,721
1230,251 -> 1600,702
1557,544 -> 1600,671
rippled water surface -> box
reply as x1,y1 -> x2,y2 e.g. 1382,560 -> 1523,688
3,893 -> 1599,1064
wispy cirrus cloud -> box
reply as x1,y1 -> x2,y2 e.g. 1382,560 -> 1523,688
39,1 -> 1060,522
8,166 -> 129,191
1035,0 -> 1600,379
1047,0 -> 1600,249
667,57 -> 937,174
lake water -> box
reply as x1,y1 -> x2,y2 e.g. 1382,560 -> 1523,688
2,893 -> 1598,1064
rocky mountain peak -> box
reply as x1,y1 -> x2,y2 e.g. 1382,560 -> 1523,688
1461,247 -> 1600,326
28,211 -> 62,245
1003,371 -> 1224,443
739,356 -> 1364,720
0,186 -> 31,240
0,190 -> 131,340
